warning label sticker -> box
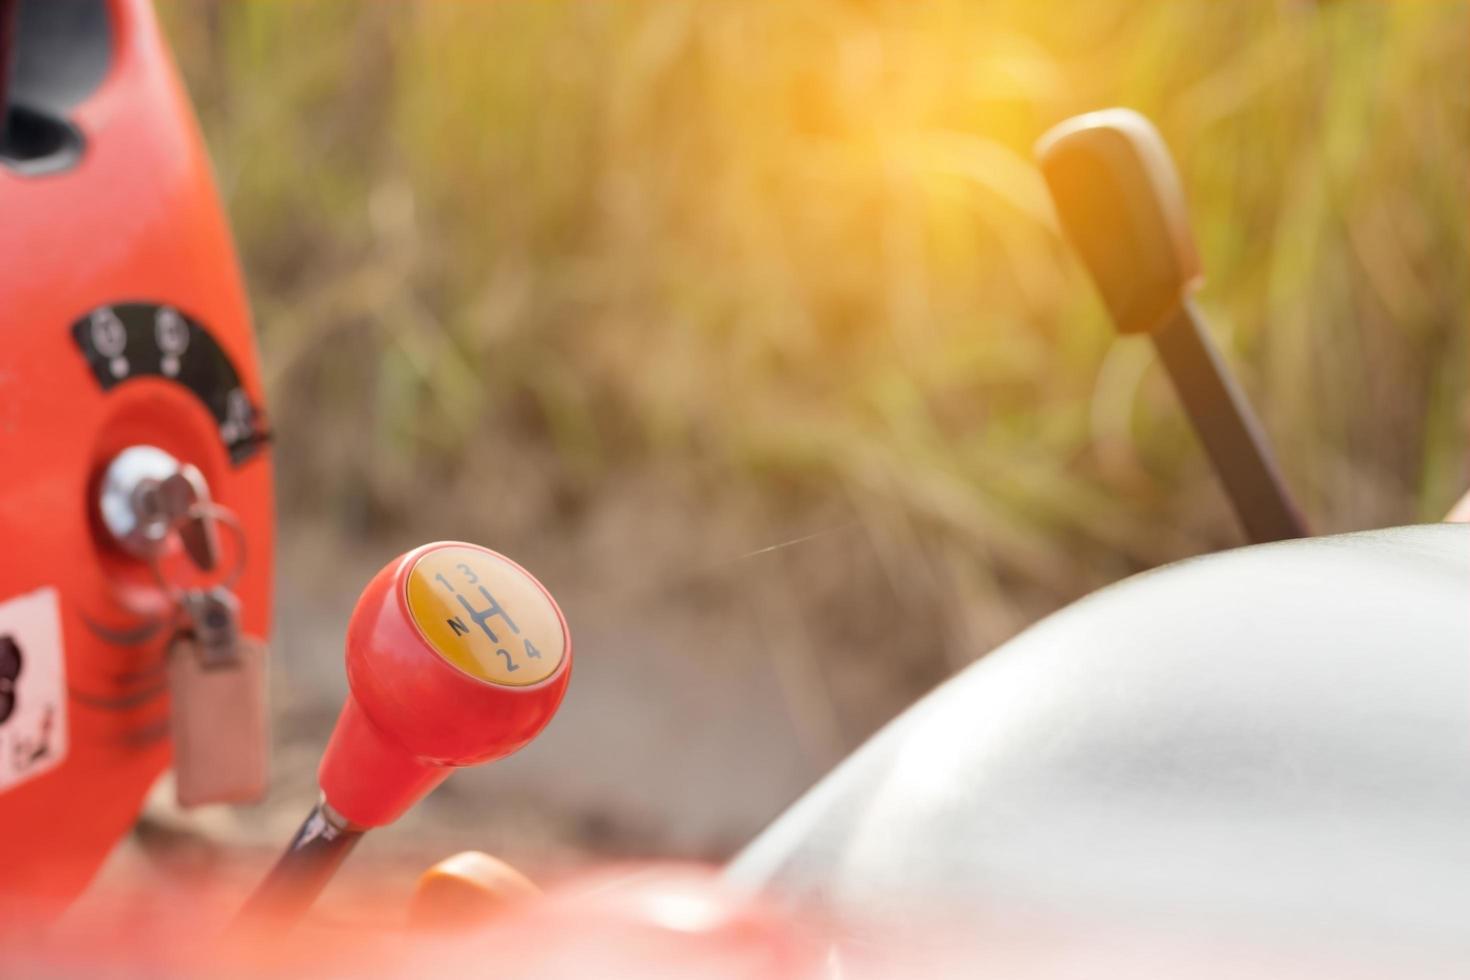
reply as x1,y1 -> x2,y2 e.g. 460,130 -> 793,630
0,588 -> 68,793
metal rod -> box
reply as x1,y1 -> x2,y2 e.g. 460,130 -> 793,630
1152,299 -> 1309,543
233,799 -> 364,927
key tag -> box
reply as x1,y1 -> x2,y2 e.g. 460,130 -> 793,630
155,508 -> 270,808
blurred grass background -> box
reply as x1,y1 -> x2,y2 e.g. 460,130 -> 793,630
150,0 -> 1467,860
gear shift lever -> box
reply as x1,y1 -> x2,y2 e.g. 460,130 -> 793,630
235,542 -> 571,924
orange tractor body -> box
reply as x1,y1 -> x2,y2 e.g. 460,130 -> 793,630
0,0 -> 272,907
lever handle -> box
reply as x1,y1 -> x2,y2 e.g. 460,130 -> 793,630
409,851 -> 540,929
1036,107 -> 1202,336
320,541 -> 571,827
235,542 -> 571,927
1037,109 -> 1309,543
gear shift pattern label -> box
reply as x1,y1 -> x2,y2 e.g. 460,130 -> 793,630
405,547 -> 566,687
0,588 -> 68,793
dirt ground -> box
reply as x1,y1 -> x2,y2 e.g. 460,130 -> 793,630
81,473 -> 1007,921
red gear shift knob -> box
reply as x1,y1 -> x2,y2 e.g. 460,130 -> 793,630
318,542 -> 571,827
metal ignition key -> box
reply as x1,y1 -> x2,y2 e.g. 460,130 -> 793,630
167,585 -> 269,808
99,444 -> 221,570
156,470 -> 221,571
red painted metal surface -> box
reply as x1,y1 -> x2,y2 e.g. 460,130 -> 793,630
0,0 -> 273,909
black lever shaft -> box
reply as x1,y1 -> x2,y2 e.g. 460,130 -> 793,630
232,800 -> 364,928
1153,300 -> 1308,542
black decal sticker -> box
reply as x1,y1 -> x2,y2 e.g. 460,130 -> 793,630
71,303 -> 271,465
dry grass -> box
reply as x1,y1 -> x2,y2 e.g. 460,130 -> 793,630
159,0 -> 1468,749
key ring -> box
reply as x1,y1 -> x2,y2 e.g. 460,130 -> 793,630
147,501 -> 249,603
